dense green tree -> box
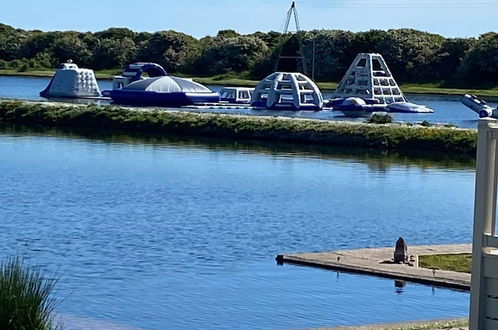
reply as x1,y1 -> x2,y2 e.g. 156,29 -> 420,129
92,37 -> 137,69
136,31 -> 201,72
301,30 -> 356,81
376,29 -> 444,82
196,34 -> 269,75
1,22 -> 498,87
459,33 -> 498,85
433,38 -> 475,84
94,27 -> 135,41
0,24 -> 29,61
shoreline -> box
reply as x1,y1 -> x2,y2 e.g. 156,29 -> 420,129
2,71 -> 498,97
0,100 -> 477,155
322,318 -> 468,330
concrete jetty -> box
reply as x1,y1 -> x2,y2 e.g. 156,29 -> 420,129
277,244 -> 471,290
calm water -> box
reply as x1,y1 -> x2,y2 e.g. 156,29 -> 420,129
0,125 -> 473,329
0,75 -> 488,128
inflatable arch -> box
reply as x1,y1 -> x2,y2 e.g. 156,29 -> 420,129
112,62 -> 168,90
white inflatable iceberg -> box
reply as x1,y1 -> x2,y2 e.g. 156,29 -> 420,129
40,61 -> 100,98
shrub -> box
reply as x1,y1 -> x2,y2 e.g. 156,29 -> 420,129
0,257 -> 60,329
420,120 -> 431,127
17,63 -> 30,72
367,113 -> 393,124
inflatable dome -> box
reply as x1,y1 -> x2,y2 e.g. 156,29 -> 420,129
102,62 -> 219,106
105,75 -> 219,106
251,72 -> 323,110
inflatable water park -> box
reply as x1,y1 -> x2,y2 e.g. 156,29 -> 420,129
40,53 -> 437,117
33,1 -> 491,122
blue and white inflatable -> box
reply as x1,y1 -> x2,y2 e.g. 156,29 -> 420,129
461,94 -> 498,118
102,63 -> 219,106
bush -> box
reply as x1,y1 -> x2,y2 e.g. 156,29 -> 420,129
17,63 -> 30,72
0,257 -> 60,329
367,113 -> 394,124
420,120 -> 431,127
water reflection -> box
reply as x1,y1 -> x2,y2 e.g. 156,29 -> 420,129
0,123 -> 475,173
395,280 -> 407,294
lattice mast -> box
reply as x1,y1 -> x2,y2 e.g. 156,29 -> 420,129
283,1 -> 300,34
275,1 -> 306,73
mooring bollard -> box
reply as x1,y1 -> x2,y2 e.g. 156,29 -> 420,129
394,237 -> 408,263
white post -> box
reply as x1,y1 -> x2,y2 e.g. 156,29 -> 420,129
470,118 -> 498,329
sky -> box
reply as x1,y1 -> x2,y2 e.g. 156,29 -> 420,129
1,0 -> 497,38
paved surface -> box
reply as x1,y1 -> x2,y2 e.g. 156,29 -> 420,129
278,244 -> 472,290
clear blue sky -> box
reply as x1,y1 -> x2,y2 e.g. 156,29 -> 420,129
2,0 -> 497,38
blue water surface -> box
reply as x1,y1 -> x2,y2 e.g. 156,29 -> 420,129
0,126 -> 473,329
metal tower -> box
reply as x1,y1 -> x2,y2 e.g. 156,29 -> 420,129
275,1 -> 306,73
283,1 -> 301,34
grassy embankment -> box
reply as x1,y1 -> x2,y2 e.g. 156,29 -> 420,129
0,100 -> 477,155
419,254 -> 472,273
2,69 -> 498,97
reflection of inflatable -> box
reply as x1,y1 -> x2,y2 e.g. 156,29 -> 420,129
40,61 -> 100,98
219,87 -> 253,104
102,63 -> 219,106
461,94 -> 498,118
251,72 -> 323,110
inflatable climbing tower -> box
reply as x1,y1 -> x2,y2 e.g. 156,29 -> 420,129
332,53 -> 406,104
251,72 -> 323,110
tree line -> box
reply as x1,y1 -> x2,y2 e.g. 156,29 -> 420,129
1,23 -> 497,87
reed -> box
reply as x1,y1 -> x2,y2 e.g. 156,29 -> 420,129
0,257 -> 60,330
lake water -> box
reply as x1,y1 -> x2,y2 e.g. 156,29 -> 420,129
0,124 -> 474,329
0,75 -> 487,128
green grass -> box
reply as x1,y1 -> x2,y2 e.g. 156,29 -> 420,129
0,100 -> 478,155
0,257 -> 60,329
419,253 -> 472,273
400,82 -> 498,98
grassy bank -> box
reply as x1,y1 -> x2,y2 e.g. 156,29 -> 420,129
2,69 -> 498,97
419,254 -> 472,273
0,100 -> 477,155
